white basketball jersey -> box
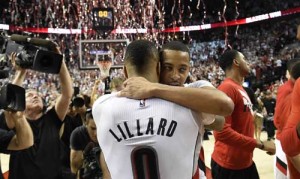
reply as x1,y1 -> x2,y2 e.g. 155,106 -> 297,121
93,94 -> 204,179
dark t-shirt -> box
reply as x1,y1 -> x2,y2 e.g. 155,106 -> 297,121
0,129 -> 14,153
70,126 -> 97,151
60,114 -> 83,168
262,97 -> 276,116
61,114 -> 83,148
0,112 -> 14,153
8,107 -> 63,179
70,126 -> 101,178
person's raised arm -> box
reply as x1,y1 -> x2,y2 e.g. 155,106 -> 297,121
54,47 -> 73,121
5,111 -> 33,150
90,79 -> 101,105
118,77 -> 234,116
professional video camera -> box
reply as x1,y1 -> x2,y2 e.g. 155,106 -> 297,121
0,34 -> 27,111
82,143 -> 102,179
1,34 -> 63,74
0,83 -> 25,111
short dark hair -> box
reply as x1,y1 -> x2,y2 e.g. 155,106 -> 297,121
291,61 -> 300,80
160,41 -> 190,60
218,50 -> 239,71
287,58 -> 300,73
72,96 -> 85,108
124,40 -> 158,74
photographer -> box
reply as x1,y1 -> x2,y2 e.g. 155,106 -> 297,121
70,109 -> 102,179
59,95 -> 87,176
2,44 -> 73,179
0,111 -> 33,179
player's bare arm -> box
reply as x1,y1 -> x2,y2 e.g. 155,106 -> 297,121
118,77 -> 234,116
204,115 -> 225,131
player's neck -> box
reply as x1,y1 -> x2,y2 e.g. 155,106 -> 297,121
226,70 -> 244,85
129,73 -> 159,83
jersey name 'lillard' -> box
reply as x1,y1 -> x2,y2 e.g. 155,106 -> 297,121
109,117 -> 178,142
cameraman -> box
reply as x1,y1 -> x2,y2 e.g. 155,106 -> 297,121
70,109 -> 102,179
0,111 -> 33,178
3,46 -> 73,179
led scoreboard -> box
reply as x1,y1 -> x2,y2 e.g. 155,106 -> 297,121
92,8 -> 114,31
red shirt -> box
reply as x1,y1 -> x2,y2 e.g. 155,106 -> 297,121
274,80 -> 294,139
280,78 -> 300,179
212,78 -> 257,170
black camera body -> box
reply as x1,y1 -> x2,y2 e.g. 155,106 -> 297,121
82,146 -> 102,179
0,35 -> 25,111
0,83 -> 25,111
0,34 -> 62,111
5,39 -> 63,74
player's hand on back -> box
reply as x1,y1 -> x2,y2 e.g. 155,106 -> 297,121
117,77 -> 157,99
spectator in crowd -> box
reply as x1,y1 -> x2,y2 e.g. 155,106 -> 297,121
254,96 -> 264,141
70,109 -> 104,178
93,40 -> 231,178
243,86 -> 263,140
59,95 -> 87,177
2,47 -> 73,179
261,90 -> 276,141
211,50 -> 275,179
70,95 -> 87,126
279,61 -> 300,179
273,58 -> 300,178
0,111 -> 33,179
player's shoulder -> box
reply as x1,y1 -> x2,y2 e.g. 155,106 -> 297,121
93,93 -> 117,107
92,93 -> 118,120
186,80 -> 214,88
218,79 -> 237,89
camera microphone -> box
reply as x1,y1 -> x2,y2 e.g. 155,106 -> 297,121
10,34 -> 57,51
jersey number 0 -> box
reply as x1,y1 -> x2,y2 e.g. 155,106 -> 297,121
131,146 -> 160,179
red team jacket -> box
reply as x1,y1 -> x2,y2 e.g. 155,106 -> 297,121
274,80 -> 294,139
212,78 -> 257,170
280,78 -> 300,179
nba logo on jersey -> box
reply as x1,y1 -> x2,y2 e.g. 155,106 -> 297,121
139,99 -> 145,107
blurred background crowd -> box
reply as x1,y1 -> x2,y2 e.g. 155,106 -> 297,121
0,0 -> 299,104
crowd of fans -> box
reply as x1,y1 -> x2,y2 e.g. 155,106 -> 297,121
1,17 -> 299,106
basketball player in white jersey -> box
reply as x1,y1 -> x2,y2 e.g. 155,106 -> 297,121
93,40 -> 229,179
